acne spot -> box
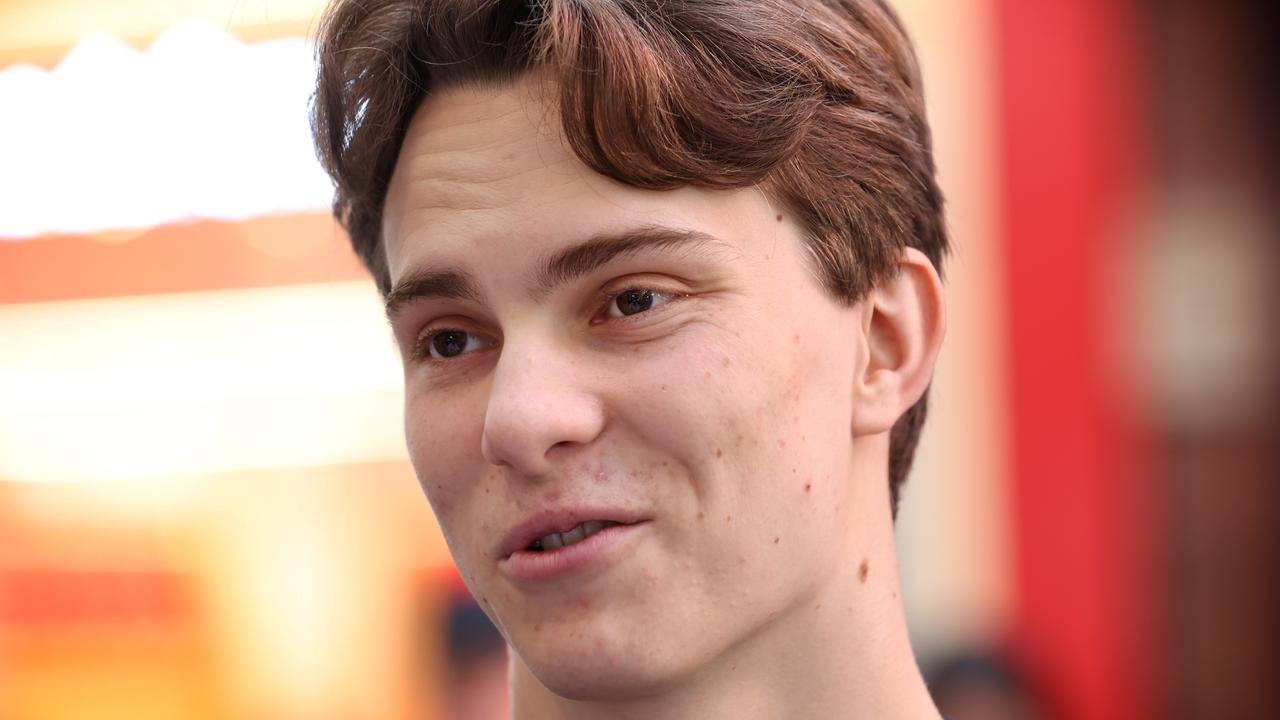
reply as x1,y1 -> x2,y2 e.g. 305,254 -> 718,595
545,491 -> 561,502
714,448 -> 723,458
661,384 -> 667,391
725,515 -> 732,524
697,511 -> 705,520
778,438 -> 787,448
804,483 -> 812,493
858,559 -> 870,583
773,536 -> 780,544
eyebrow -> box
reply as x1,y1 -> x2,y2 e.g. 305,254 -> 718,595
384,225 -> 726,319
384,269 -> 483,320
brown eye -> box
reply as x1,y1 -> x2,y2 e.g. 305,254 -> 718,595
423,330 -> 494,360
607,289 -> 672,319
616,290 -> 652,316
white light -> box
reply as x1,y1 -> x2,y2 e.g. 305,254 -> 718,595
0,282 -> 406,483
0,21 -> 334,239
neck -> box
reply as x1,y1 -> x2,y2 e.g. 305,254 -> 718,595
508,472 -> 941,720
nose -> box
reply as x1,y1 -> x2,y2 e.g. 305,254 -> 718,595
480,337 -> 605,477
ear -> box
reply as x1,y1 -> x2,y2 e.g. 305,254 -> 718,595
851,247 -> 947,437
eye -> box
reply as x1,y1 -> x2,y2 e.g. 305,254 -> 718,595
418,329 -> 495,361
607,288 -> 674,318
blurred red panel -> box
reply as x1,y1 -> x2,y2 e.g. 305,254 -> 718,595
995,0 -> 1161,719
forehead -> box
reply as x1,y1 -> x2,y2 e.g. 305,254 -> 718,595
380,77 -> 787,290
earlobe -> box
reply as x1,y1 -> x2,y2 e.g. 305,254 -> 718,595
851,248 -> 947,437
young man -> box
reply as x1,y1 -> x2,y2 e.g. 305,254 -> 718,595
312,0 -> 948,717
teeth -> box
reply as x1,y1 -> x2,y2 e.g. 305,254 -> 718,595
529,520 -> 619,552
561,524 -> 586,546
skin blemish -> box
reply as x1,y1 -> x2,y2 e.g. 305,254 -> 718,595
725,515 -> 732,524
534,624 -> 542,633
704,371 -> 711,379
773,536 -> 780,544
722,357 -> 731,367
715,448 -> 723,458
776,214 -> 783,222
804,482 -> 812,493
697,511 -> 705,520
778,438 -> 787,448
858,559 -> 870,583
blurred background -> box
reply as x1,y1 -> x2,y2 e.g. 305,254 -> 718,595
0,0 -> 1275,718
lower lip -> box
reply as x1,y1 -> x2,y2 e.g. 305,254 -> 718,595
499,522 -> 647,584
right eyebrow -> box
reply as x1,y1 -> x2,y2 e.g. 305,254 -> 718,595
384,269 -> 483,321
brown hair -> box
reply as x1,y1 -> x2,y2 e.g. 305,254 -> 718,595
311,0 -> 948,515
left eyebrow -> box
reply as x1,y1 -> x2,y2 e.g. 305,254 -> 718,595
530,225 -> 730,299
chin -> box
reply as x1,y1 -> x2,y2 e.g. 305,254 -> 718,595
514,629 -> 686,702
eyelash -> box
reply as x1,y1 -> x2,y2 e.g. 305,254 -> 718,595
410,285 -> 683,363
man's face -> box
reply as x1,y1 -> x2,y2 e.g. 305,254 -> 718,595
382,78 -> 869,699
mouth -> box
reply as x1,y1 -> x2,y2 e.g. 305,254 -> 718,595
525,519 -> 623,552
499,513 -> 649,584
499,509 -> 646,560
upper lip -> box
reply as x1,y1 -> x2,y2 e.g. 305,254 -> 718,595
498,506 -> 647,559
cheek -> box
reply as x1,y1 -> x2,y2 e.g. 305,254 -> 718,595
703,324 -> 856,527
403,387 -> 486,520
